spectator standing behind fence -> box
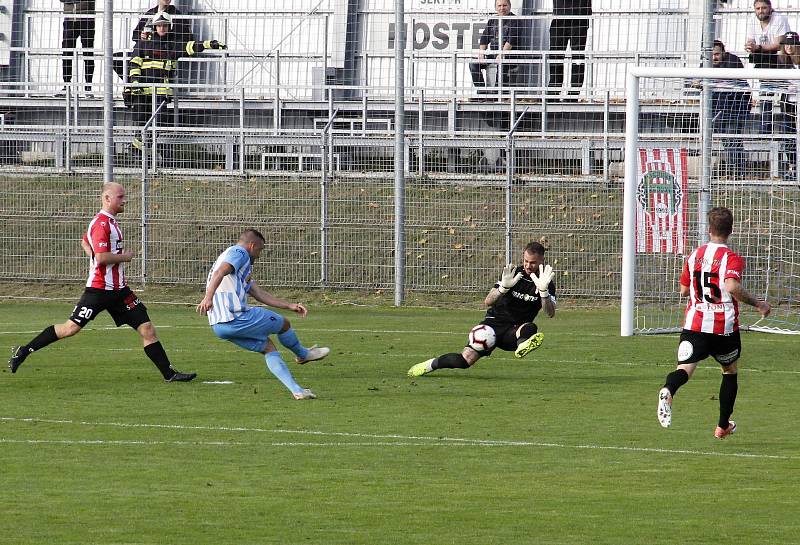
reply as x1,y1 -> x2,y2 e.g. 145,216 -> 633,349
691,41 -> 751,178
60,0 -> 95,97
750,31 -> 800,179
470,0 -> 524,94
745,0 -> 790,60
114,0 -> 195,80
125,12 -> 225,156
547,0 -> 592,100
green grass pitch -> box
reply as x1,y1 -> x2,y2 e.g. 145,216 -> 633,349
1,300 -> 798,545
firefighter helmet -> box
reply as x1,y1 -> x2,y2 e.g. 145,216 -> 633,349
150,11 -> 173,29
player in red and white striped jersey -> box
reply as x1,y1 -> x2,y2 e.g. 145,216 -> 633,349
8,182 -> 196,382
84,208 -> 127,290
681,239 -> 744,335
656,207 -> 770,438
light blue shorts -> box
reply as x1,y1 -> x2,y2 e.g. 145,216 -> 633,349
211,307 -> 286,353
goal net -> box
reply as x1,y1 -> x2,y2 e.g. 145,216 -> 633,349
621,67 -> 800,336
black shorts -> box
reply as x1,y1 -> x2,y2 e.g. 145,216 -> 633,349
70,287 -> 150,329
677,329 -> 741,366
471,319 -> 536,355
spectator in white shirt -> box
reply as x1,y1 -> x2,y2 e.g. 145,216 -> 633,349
745,0 -> 791,56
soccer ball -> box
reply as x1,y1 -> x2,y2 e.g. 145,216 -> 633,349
468,324 -> 496,352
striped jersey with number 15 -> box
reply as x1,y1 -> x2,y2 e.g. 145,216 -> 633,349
680,242 -> 744,335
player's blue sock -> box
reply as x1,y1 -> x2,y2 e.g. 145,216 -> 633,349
277,328 -> 308,359
265,351 -> 303,395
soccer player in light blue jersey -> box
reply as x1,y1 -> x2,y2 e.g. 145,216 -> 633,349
196,229 -> 329,399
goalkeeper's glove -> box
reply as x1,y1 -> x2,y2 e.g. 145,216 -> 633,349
497,263 -> 522,294
532,264 -> 554,298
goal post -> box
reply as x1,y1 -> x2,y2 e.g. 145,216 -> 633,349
622,66 -> 800,336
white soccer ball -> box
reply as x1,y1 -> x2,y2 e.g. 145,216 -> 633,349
468,324 -> 496,352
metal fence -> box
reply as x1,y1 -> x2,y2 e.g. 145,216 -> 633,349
2,4 -> 800,303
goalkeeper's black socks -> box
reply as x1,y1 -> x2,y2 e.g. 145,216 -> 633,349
718,373 -> 738,428
664,368 -> 690,396
25,325 -> 59,352
432,353 -> 470,369
144,341 -> 175,379
516,323 -> 537,345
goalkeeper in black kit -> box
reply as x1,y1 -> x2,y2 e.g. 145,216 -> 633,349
124,11 -> 226,153
408,241 -> 556,377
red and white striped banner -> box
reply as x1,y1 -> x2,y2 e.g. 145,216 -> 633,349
635,148 -> 688,254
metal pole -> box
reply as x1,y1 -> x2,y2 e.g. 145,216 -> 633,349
65,86 -> 72,172
418,89 -> 424,177
320,109 -> 339,287
394,0 -> 405,306
103,0 -> 114,183
505,106 -> 529,262
239,87 -> 245,175
150,89 -> 158,170
138,99 -> 168,288
621,73 -> 640,337
698,0 -> 715,242
603,90 -> 610,184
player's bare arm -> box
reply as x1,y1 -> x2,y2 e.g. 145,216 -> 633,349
196,262 -> 234,315
540,293 -> 556,318
485,288 -> 503,306
94,248 -> 134,265
248,283 -> 308,317
725,278 -> 771,317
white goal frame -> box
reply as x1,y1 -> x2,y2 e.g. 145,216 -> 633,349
621,66 -> 800,337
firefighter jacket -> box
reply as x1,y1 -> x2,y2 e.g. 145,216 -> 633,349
128,33 -> 222,96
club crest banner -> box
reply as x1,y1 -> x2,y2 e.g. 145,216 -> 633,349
636,148 -> 688,254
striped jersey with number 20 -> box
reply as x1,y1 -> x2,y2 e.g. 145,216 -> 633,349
84,210 -> 127,290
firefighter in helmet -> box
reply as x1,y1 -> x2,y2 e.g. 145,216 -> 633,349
125,11 -> 226,154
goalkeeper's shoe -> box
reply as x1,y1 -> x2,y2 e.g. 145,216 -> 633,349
292,388 -> 317,400
514,332 -> 544,359
296,345 -> 330,365
714,421 -> 736,439
407,358 -> 434,378
8,345 -> 31,374
657,387 -> 672,428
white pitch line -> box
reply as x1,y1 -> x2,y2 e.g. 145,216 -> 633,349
0,439 -> 559,448
1,417 -> 795,461
0,438 -> 245,446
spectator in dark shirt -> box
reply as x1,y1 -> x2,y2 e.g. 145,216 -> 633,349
60,0 -> 95,96
694,41 -> 751,177
548,0 -> 592,98
470,0 -> 524,91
